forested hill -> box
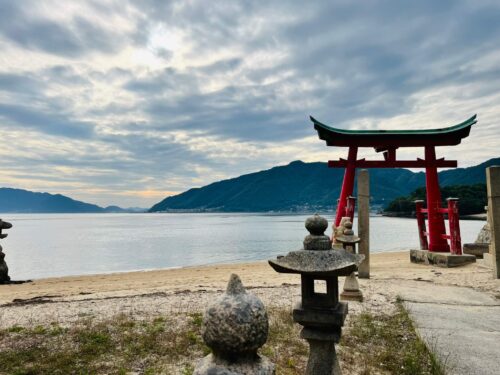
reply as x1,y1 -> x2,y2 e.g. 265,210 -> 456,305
149,158 -> 500,213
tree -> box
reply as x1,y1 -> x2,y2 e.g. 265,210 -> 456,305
384,184 -> 486,216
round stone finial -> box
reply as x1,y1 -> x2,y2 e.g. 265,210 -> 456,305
305,214 -> 328,235
303,215 -> 331,250
202,274 -> 269,361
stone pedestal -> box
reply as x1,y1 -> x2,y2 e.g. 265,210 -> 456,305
301,330 -> 342,375
410,249 -> 476,267
482,253 -> 493,268
295,303 -> 347,375
340,273 -> 363,301
486,166 -> 500,278
463,243 -> 490,258
195,354 -> 275,375
357,169 -> 370,278
463,206 -> 491,258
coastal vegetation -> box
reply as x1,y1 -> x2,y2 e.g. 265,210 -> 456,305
385,183 -> 487,216
0,304 -> 443,374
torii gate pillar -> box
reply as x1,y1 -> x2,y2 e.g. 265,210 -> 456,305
334,147 -> 357,228
425,146 -> 449,252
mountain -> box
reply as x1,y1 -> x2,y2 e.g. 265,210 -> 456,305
0,188 -> 104,213
0,188 -> 146,213
149,158 -> 500,213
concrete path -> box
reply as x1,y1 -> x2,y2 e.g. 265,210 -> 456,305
399,284 -> 500,375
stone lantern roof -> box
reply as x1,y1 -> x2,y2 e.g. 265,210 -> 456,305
268,249 -> 362,277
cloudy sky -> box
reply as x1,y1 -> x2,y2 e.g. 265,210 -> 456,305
0,0 -> 499,208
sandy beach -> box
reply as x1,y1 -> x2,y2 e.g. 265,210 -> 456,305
1,251 -> 498,329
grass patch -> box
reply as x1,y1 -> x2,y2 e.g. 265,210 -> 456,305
263,307 -> 308,374
0,313 -> 209,374
340,302 -> 445,375
0,303 -> 444,374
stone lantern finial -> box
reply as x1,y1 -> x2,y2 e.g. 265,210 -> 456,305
226,273 -> 246,295
304,214 -> 331,250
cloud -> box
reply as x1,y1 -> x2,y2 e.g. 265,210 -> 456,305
0,1 -> 135,57
0,0 -> 499,206
0,103 -> 95,138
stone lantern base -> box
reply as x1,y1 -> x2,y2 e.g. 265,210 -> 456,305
340,273 -> 363,301
194,354 -> 275,375
300,329 -> 342,375
410,249 -> 476,267
293,302 -> 347,375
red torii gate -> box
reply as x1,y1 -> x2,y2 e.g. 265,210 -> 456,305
311,115 -> 477,254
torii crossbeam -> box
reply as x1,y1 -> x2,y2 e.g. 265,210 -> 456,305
311,114 -> 477,253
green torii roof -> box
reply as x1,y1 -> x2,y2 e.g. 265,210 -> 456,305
311,114 -> 477,148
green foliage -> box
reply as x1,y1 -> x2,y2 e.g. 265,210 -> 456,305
188,312 -> 203,328
181,364 -> 195,375
385,183 -> 487,215
7,326 -> 24,333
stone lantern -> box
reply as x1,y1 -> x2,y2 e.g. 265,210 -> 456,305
0,219 -> 13,284
194,274 -> 275,374
335,220 -> 363,301
268,214 -> 363,375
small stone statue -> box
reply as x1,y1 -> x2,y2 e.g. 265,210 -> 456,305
0,219 -> 13,283
337,220 -> 363,301
333,216 -> 351,246
194,274 -> 275,375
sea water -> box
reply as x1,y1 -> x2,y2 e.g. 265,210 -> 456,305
2,213 -> 485,279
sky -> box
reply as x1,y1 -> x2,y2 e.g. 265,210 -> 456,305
0,0 -> 499,208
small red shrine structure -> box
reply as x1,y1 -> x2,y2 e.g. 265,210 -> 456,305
311,114 -> 477,254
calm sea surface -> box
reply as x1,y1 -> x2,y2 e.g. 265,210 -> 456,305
1,213 -> 485,280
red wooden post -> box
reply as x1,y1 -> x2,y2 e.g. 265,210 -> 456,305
447,198 -> 462,254
415,200 -> 428,250
345,196 -> 356,223
425,146 -> 450,252
334,146 -> 358,228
